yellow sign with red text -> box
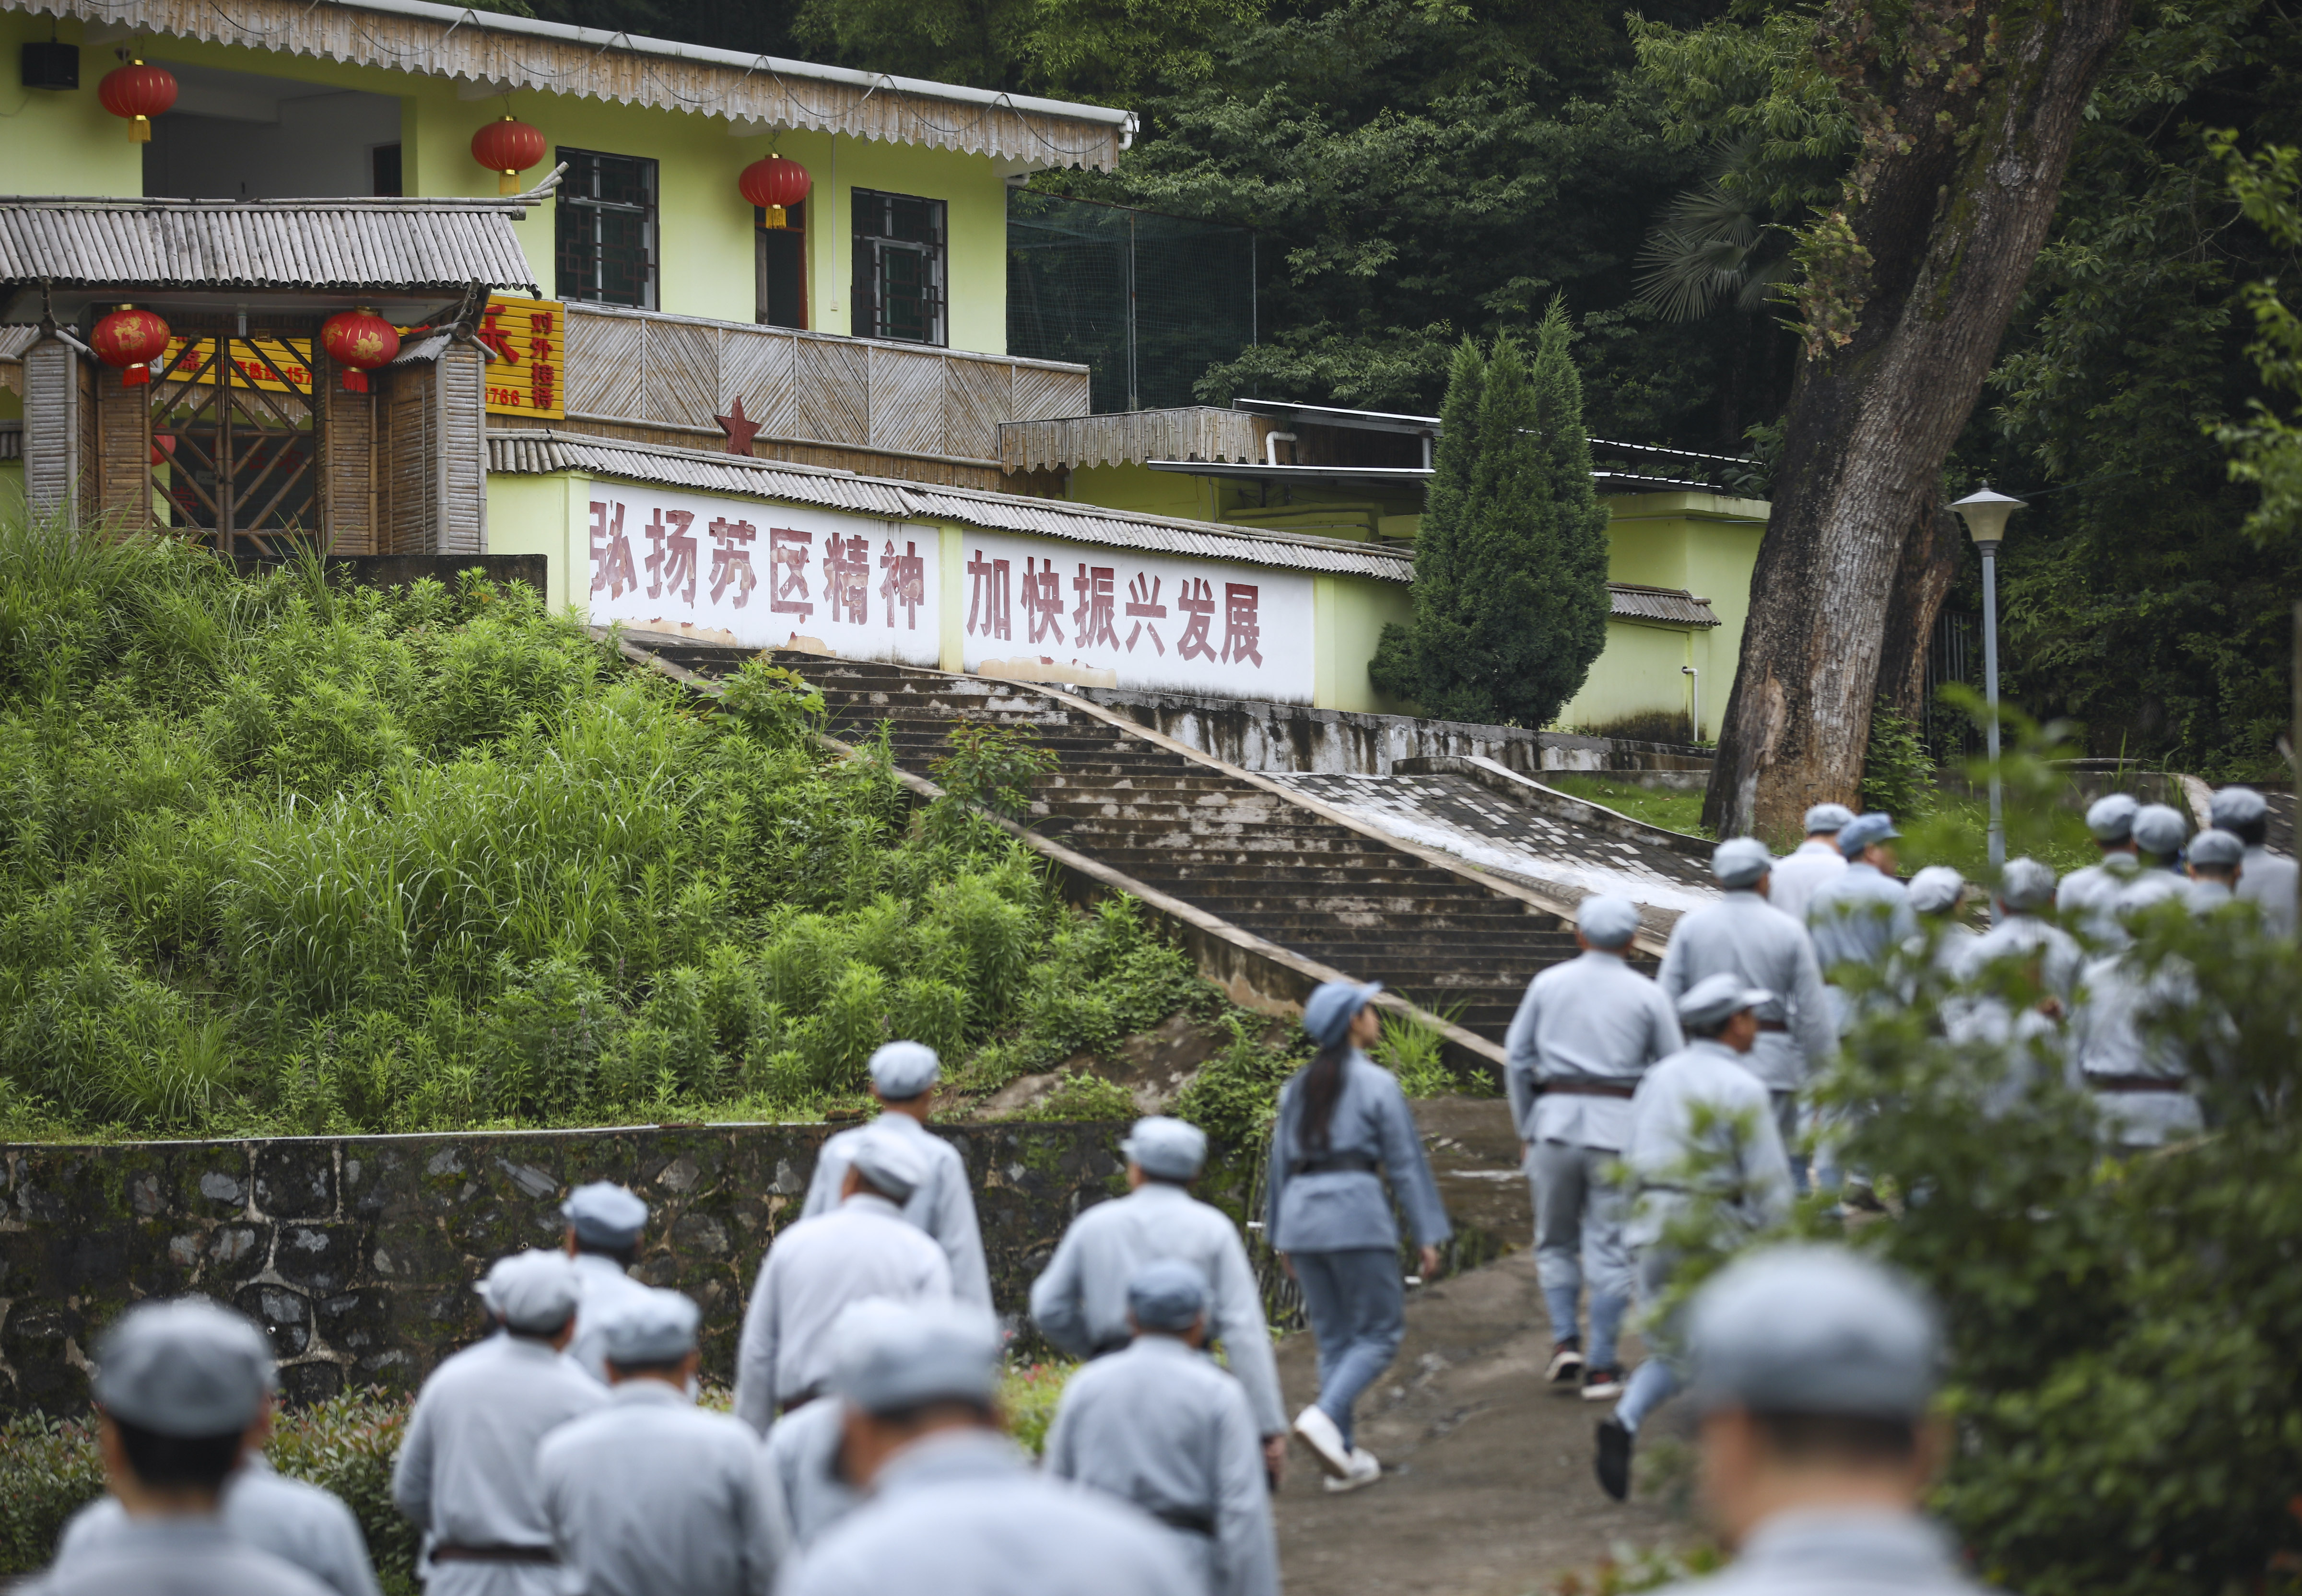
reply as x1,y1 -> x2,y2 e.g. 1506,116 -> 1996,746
159,336 -> 315,395
477,294 -> 566,420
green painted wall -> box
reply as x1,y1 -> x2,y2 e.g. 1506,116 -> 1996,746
3,22 -> 1014,351
1317,574 -> 1416,714
484,471 -> 592,614
1558,619 -> 1711,739
1067,463 -> 1212,521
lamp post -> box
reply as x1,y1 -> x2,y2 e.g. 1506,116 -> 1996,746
1949,486 -> 2026,874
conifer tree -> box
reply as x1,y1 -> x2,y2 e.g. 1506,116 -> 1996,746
1370,302 -> 1611,726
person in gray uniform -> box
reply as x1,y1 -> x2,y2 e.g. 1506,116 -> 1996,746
778,1303 -> 1197,1596
1767,802 -> 1854,928
1596,974 -> 1794,1501
1506,895 -> 1683,1400
1637,1245 -> 1988,1596
2209,785 -> 2298,936
1266,979 -> 1453,1492
758,1298 -> 893,1555
2057,793 -> 2144,944
799,1040 -> 992,1312
2184,828 -> 2244,908
1659,842 -> 1834,1151
735,1129 -> 953,1433
28,1300 -> 333,1596
1806,813 -> 1919,1016
1942,859 -> 2081,1113
560,1182 -> 654,1385
391,1252 -> 608,1596
55,1306 -> 381,1596
1044,1261 -> 1280,1596
538,1289 -> 786,1596
1029,1115 -> 1287,1478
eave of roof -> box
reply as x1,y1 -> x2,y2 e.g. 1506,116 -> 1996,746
1608,582 -> 1719,628
11,0 -> 1131,169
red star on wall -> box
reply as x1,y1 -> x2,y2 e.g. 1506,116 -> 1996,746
716,395 -> 764,456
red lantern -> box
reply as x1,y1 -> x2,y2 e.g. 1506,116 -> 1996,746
98,59 -> 177,143
92,306 -> 171,387
471,116 -> 546,196
739,155 -> 811,229
320,308 -> 400,394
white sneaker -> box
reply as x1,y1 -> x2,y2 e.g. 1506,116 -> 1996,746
1292,1404 -> 1352,1479
1322,1448 -> 1383,1492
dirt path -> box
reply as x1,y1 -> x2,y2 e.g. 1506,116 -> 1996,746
1266,1097 -> 1694,1596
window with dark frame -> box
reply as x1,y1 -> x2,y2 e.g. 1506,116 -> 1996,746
851,189 -> 946,345
756,200 -> 808,329
370,143 -> 401,198
556,148 -> 658,310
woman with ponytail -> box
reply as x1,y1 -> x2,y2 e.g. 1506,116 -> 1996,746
1265,980 -> 1452,1493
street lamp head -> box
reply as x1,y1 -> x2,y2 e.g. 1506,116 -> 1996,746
1950,484 -> 2025,551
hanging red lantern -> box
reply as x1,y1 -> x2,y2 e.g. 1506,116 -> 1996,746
91,306 -> 172,387
320,308 -> 400,393
471,116 -> 546,196
98,59 -> 177,143
739,155 -> 811,229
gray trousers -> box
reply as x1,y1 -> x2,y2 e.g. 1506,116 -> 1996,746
1527,1140 -> 1633,1360
1292,1247 -> 1405,1452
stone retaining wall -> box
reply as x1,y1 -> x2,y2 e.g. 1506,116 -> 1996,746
0,1120 -> 1146,1417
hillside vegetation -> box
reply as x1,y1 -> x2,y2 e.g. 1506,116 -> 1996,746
0,520 -> 1240,1141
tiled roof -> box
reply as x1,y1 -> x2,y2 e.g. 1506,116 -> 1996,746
1608,582 -> 1719,627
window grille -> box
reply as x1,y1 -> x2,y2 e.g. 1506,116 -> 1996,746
852,190 -> 946,345
556,149 -> 658,310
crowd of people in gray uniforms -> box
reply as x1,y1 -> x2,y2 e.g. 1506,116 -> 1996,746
22,786 -> 2282,1596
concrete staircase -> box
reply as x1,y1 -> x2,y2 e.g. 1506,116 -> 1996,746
639,645 -> 1599,1052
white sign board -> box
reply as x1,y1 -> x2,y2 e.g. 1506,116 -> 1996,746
955,533 -> 1313,702
585,484 -> 941,666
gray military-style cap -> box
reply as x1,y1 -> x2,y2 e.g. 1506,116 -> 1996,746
869,1041 -> 941,1100
1905,865 -> 1966,916
831,1301 -> 1001,1416
2134,803 -> 2188,859
599,1288 -> 701,1367
476,1249 -> 581,1334
1677,971 -> 1774,1032
1120,1115 -> 1208,1181
1128,1259 -> 1210,1333
1711,837 -> 1773,891
846,1129 -> 928,1203
1995,857 -> 2057,913
561,1181 -> 648,1249
94,1299 -> 274,1438
1836,812 -> 1899,859
1804,802 -> 1857,836
2188,828 -> 2245,869
1688,1244 -> 1939,1420
2085,793 -> 2139,843
1577,894 -> 1643,948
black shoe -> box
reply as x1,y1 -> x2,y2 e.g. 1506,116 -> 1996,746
1595,1416 -> 1633,1501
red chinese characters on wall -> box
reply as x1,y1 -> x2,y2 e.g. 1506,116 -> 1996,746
768,527 -> 813,619
961,551 -> 1264,670
644,508 -> 699,605
708,517 -> 758,607
966,549 -> 1012,641
589,500 -> 639,599
880,540 -> 926,629
823,533 -> 872,625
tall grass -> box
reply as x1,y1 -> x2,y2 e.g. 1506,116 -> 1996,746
0,516 -> 1222,1139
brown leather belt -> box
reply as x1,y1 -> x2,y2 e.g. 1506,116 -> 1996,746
1539,1080 -> 1639,1099
1754,1020 -> 1789,1033
432,1546 -> 559,1565
2087,1074 -> 2187,1094
777,1385 -> 825,1416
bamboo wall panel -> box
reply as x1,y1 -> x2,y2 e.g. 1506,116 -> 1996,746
869,346 -> 944,457
94,365 -> 152,529
564,312 -> 642,419
998,408 -> 1264,471
383,365 -> 433,555
498,413 -> 1006,490
76,357 -> 97,526
21,340 -> 76,519
437,346 -> 489,556
720,326 -> 798,439
318,354 -> 377,555
797,338 -> 869,447
642,318 -> 717,431
944,358 -> 1011,461
1011,364 -> 1089,425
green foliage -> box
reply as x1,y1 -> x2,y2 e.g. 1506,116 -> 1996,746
1173,1013 -> 1305,1145
998,1359 -> 1078,1456
0,521 -> 1235,1137
1858,696 -> 1936,821
1013,1068 -> 1139,1121
2214,128 -> 2302,545
1368,310 -> 1612,726
0,1393 -> 417,1591
928,719 -> 1060,821
1544,774 -> 1712,839
1372,1004 -> 1469,1098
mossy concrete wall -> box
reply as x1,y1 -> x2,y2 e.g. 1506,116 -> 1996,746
0,1120 -> 1142,1417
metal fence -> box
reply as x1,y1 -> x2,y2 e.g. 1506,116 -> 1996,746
1007,190 -> 1257,415
1923,609 -> 1981,763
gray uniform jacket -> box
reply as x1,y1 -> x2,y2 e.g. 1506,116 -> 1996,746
1948,917 -> 2083,1038
800,1113 -> 993,1311
566,1253 -> 656,1384
1657,894 -> 1833,1093
1028,1180 -> 1285,1437
733,1193 -> 953,1434
1643,1508 -> 1993,1596
2057,854 -> 2142,945
390,1333 -> 609,1596
1622,1039 -> 1793,1250
537,1379 -> 786,1596
26,1515 -> 335,1596
2070,951 -> 2206,1146
1044,1337 -> 1280,1596
1766,840 -> 1846,929
2238,845 -> 2299,937
57,1459 -> 380,1596
1265,1052 -> 1452,1254
1503,949 -> 1682,1150
1807,863 -> 1920,978
778,1430 -> 1197,1596
759,1396 -> 863,1553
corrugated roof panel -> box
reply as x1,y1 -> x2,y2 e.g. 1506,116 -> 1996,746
1608,583 -> 1719,627
0,201 -> 536,292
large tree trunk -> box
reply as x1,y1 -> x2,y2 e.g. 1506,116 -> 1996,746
1875,493 -> 1963,722
1701,0 -> 2130,840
